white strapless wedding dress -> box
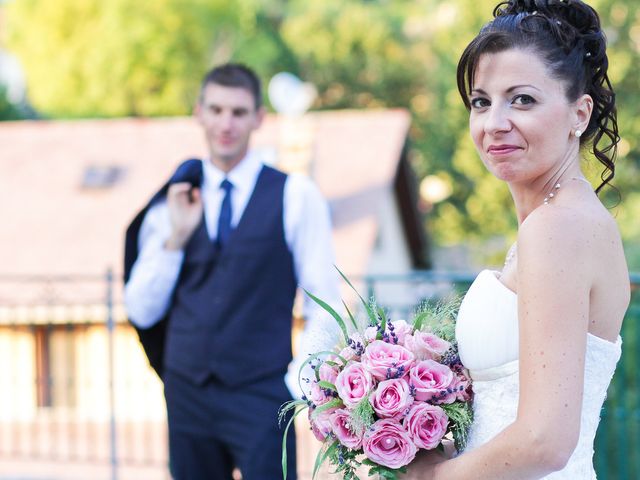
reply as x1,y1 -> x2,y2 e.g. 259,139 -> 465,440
455,270 -> 622,479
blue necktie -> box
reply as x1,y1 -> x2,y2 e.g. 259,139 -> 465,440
217,179 -> 233,247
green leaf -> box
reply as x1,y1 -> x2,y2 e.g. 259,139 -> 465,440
335,266 -> 377,325
312,440 -> 339,479
311,398 -> 343,418
281,403 -> 307,479
441,400 -> 474,452
304,288 -> 349,343
376,305 -> 388,337
297,350 -> 347,393
412,310 -> 429,331
349,395 -> 375,435
278,399 -> 308,427
342,299 -> 359,331
362,460 -> 407,480
317,380 -> 337,391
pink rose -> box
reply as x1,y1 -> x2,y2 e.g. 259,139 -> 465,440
339,346 -> 359,362
319,362 -> 339,385
451,373 -> 472,403
364,326 -> 379,342
369,378 -> 414,419
309,380 -> 333,406
335,362 -> 374,408
348,332 -> 366,349
404,332 -> 451,361
363,419 -> 417,469
330,408 -> 364,449
387,320 -> 413,344
361,340 -> 415,381
404,403 -> 448,449
409,360 -> 455,402
309,407 -> 335,441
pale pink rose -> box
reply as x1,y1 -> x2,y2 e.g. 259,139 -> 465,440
319,362 -> 339,385
404,332 -> 451,361
452,373 -> 472,402
339,346 -> 358,362
431,369 -> 472,404
387,320 -> 413,344
363,419 -> 417,469
343,332 -> 366,358
404,403 -> 448,449
335,362 -> 374,408
364,326 -> 379,342
330,408 -> 364,449
348,332 -> 367,350
361,340 -> 415,381
409,360 -> 455,402
309,380 -> 332,406
369,378 -> 414,419
309,407 -> 335,441
348,332 -> 366,347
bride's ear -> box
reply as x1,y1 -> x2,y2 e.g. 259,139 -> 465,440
573,94 -> 593,136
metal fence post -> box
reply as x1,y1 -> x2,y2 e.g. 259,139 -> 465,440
106,268 -> 119,480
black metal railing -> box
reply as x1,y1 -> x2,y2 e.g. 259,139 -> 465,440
0,271 -> 166,479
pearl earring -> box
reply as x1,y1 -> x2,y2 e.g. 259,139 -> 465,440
575,129 -> 582,138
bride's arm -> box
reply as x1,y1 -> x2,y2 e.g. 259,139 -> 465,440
414,207 -> 592,480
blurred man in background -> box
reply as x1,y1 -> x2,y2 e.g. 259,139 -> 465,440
124,63 -> 340,480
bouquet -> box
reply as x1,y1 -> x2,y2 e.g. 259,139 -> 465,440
280,271 -> 473,480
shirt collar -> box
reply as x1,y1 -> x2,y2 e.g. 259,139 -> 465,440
202,151 -> 263,195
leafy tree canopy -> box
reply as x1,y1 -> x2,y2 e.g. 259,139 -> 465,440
4,0 -> 639,266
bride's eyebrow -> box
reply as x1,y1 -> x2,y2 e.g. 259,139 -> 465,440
506,84 -> 541,93
471,85 -> 542,96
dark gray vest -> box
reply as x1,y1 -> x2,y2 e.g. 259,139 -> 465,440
164,165 -> 297,386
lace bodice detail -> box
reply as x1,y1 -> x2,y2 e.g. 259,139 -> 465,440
455,270 -> 621,479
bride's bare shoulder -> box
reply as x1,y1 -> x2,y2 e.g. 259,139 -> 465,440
518,204 -> 594,260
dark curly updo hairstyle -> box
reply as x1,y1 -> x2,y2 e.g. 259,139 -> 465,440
457,0 -> 619,193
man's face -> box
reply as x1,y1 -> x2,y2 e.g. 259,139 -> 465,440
195,83 -> 264,171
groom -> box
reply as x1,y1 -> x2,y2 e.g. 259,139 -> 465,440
124,63 -> 340,479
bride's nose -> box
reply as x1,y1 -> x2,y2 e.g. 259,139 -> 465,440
484,104 -> 513,135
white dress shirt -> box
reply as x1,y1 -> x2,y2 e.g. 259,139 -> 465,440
124,151 -> 341,397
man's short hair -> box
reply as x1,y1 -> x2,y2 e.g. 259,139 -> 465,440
199,63 -> 262,109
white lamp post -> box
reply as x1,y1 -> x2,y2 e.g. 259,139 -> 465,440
267,72 -> 318,175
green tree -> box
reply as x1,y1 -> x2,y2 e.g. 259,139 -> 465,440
0,85 -> 22,120
4,0 -> 640,266
3,0 -> 290,117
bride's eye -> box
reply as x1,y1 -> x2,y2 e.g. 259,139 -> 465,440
512,94 -> 536,106
470,97 -> 490,109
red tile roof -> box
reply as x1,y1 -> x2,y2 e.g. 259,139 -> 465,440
0,110 -> 413,285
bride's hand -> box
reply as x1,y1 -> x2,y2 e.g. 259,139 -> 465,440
401,445 -> 450,480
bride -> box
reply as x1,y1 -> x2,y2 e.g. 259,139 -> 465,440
406,1 -> 629,479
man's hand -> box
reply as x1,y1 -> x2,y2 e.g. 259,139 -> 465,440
164,182 -> 203,250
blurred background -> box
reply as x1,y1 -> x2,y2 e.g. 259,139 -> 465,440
0,0 -> 638,479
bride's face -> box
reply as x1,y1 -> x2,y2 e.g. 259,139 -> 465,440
467,48 -> 588,185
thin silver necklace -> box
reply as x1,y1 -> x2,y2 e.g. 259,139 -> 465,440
543,176 -> 592,204
504,176 -> 592,268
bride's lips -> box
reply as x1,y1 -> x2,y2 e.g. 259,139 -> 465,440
487,144 -> 522,155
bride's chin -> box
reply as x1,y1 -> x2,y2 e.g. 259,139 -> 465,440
487,166 -> 517,183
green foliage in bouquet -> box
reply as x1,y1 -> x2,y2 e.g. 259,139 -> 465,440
441,401 -> 473,453
279,267 -> 473,480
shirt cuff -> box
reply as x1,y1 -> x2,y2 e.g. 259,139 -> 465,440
157,245 -> 185,268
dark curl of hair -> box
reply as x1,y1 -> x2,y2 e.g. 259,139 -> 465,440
457,0 -> 619,193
